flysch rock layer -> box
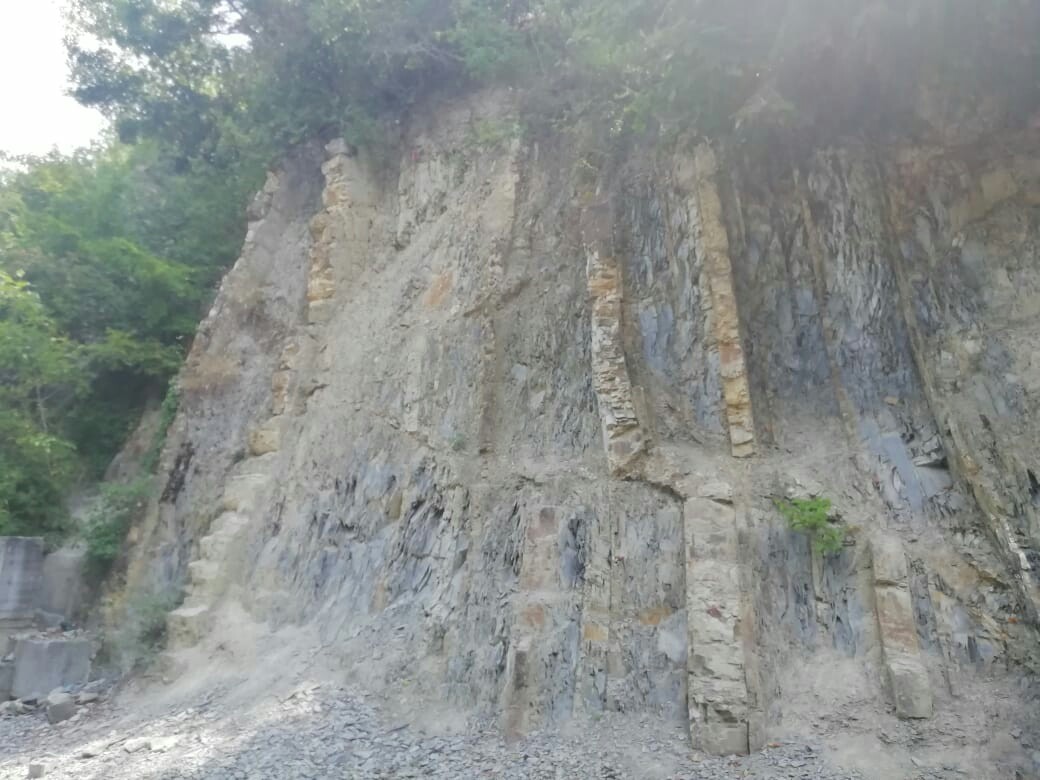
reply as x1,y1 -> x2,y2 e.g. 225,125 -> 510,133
113,92 -> 1040,776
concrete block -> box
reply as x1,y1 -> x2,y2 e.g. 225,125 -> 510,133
10,638 -> 92,700
40,546 -> 87,620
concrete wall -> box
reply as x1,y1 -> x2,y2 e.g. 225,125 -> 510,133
39,546 -> 87,621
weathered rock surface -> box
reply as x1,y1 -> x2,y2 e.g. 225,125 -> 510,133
111,91 -> 1040,774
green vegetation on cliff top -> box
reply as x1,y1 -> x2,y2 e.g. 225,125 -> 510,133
2,0 -> 1039,538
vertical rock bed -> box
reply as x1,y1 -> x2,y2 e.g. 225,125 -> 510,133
92,92 -> 1040,777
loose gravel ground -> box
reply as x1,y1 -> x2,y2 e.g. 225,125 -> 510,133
0,682 -> 866,780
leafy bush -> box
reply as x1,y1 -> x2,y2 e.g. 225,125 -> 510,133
83,479 -> 151,579
774,496 -> 845,555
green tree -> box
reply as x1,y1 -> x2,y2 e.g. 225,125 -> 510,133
0,150 -> 208,472
0,271 -> 81,537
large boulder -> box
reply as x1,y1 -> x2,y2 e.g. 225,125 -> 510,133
45,690 -> 77,724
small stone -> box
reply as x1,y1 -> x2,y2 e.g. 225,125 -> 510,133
27,763 -> 46,778
150,736 -> 181,753
1011,727 -> 1022,739
76,692 -> 99,705
77,744 -> 105,759
124,738 -> 151,754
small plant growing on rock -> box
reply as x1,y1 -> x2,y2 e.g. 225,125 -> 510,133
774,496 -> 845,555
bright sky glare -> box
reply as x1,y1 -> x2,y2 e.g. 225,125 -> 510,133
0,0 -> 106,156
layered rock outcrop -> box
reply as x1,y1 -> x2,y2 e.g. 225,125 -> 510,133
118,92 -> 1040,774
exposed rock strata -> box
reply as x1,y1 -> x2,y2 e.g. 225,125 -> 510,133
116,93 -> 1040,773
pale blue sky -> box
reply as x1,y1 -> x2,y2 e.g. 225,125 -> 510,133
0,0 -> 106,156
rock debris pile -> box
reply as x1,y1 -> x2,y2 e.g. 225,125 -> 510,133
0,683 -> 867,780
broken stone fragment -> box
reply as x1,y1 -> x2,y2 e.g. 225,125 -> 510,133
76,743 -> 105,759
27,762 -> 46,778
887,655 -> 933,720
45,690 -> 76,724
149,735 -> 181,753
870,537 -> 933,720
123,737 -> 152,753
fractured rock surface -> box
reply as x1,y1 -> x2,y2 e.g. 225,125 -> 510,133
112,91 -> 1040,772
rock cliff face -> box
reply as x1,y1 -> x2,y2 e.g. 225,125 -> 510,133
119,92 -> 1039,773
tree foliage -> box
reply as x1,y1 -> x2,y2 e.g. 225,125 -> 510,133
0,141 -> 253,535
66,0 -> 1040,155
0,271 -> 81,537
774,497 -> 845,556
2,0 -> 1039,541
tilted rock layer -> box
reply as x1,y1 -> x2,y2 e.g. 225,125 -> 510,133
120,92 -> 1040,775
